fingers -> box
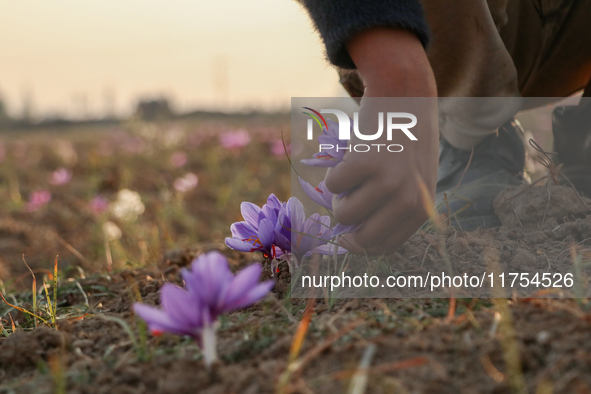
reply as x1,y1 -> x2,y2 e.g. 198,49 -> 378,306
334,233 -> 365,255
338,207 -> 427,256
324,156 -> 372,194
331,177 -> 391,225
351,188 -> 418,248
366,210 -> 427,255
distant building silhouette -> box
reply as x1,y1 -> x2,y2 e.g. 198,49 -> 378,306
135,98 -> 172,121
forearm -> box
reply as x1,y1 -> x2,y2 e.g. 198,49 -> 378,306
346,28 -> 437,98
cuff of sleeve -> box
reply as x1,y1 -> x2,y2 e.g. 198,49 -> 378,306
301,0 -> 430,69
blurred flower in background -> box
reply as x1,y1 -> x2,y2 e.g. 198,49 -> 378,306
25,190 -> 51,212
90,195 -> 110,215
270,139 -> 290,159
111,189 -> 145,222
219,129 -> 251,150
49,167 -> 73,185
102,221 -> 122,242
53,140 -> 78,165
161,126 -> 186,148
170,151 -> 188,168
173,173 -> 199,193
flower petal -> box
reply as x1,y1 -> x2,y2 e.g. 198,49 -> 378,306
273,230 -> 291,252
187,252 -> 233,311
230,221 -> 256,239
287,197 -> 306,230
266,194 -> 282,210
222,263 -> 263,310
240,202 -> 261,226
225,237 -> 257,252
257,218 -> 275,249
308,243 -> 348,255
236,281 -> 275,309
299,178 -> 333,210
300,158 -> 339,168
134,303 -> 191,336
225,280 -> 275,311
160,284 -> 202,328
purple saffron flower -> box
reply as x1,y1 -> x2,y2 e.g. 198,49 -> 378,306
274,197 -> 344,263
181,251 -> 274,318
49,168 -> 72,185
301,119 -> 350,167
134,251 -> 273,367
225,194 -> 285,259
25,190 -> 51,212
299,115 -> 361,236
134,284 -> 206,338
299,178 -> 333,211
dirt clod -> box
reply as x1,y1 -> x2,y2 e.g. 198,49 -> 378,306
494,183 -> 591,228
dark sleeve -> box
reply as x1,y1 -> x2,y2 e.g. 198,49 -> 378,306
299,0 -> 430,69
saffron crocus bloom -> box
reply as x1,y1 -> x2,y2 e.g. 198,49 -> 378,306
25,190 -> 51,212
274,197 -> 344,263
219,129 -> 251,150
299,178 -> 333,211
225,194 -> 285,259
134,251 -> 273,367
301,119 -> 350,167
49,167 -> 72,185
181,251 -> 274,319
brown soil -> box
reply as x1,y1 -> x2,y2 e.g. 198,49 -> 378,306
2,183 -> 591,393
293,184 -> 591,298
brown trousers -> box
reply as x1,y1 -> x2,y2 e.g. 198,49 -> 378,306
339,0 -> 591,149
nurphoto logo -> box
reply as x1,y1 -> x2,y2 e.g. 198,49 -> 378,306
302,107 -> 418,153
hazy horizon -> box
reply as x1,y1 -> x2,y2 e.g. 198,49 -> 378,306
0,0 -> 347,119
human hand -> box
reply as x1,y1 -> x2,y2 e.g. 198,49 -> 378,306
326,28 -> 439,254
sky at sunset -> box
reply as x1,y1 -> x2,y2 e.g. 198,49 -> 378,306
0,0 -> 347,118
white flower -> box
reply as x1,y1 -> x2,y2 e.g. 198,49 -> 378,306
102,221 -> 122,241
111,189 -> 145,222
173,173 -> 199,193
